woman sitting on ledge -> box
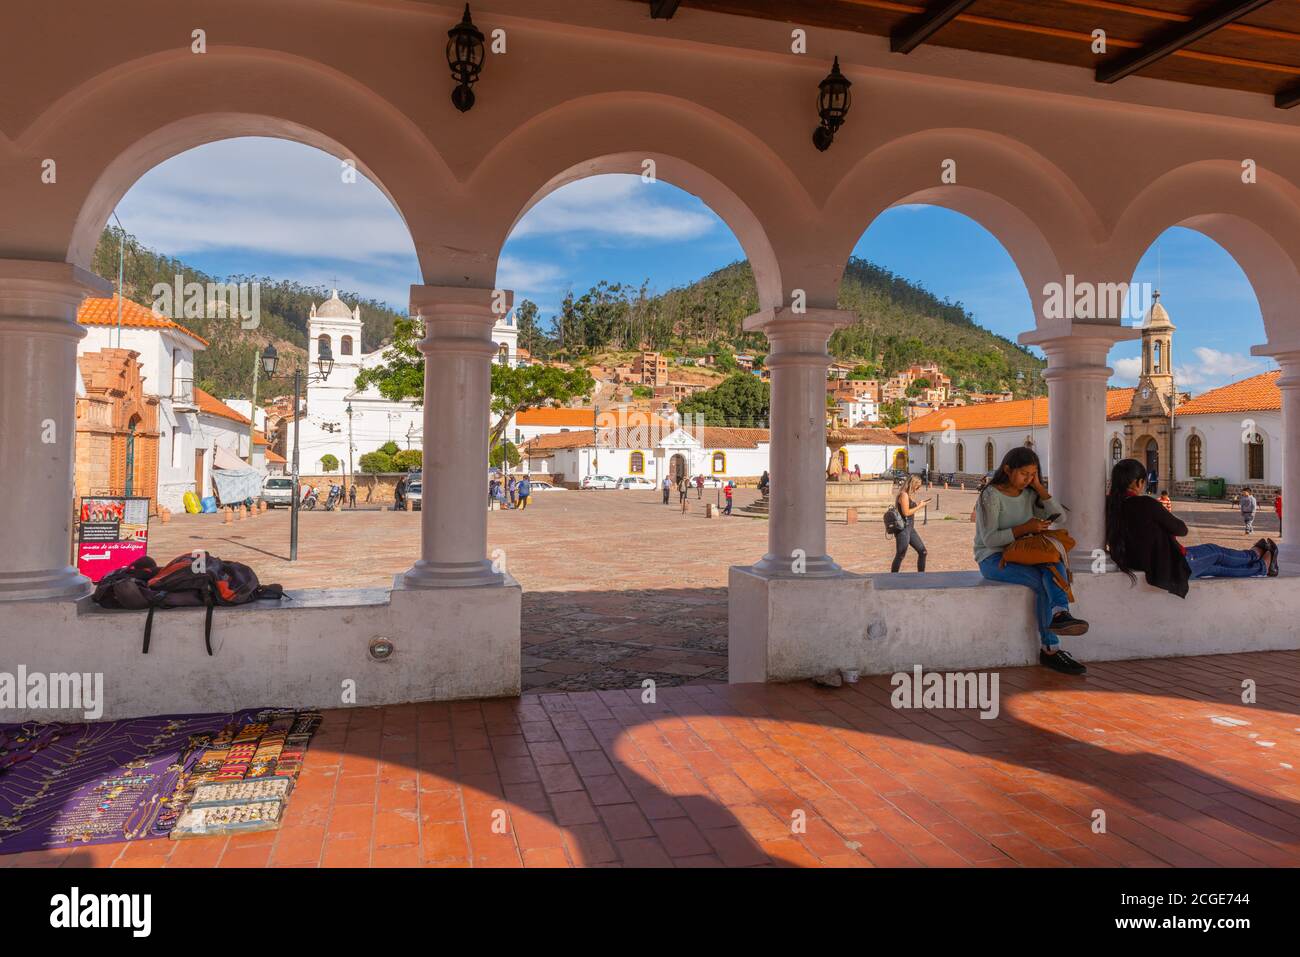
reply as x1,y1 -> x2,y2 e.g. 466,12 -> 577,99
1104,458 -> 1278,597
974,447 -> 1089,676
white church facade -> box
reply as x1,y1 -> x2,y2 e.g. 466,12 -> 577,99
283,290 -> 518,474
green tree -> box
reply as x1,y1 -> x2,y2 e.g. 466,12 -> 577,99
490,441 -> 521,469
878,398 -> 908,428
319,454 -> 339,473
379,441 -> 400,457
678,373 -> 769,427
354,318 -> 595,452
906,377 -> 932,397
359,451 -> 393,473
392,449 -> 422,471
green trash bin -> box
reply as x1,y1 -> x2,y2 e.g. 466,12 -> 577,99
1194,477 -> 1226,499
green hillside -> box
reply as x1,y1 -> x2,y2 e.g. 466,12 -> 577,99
90,227 -> 407,399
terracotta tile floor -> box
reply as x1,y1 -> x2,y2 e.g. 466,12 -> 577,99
6,650 -> 1297,868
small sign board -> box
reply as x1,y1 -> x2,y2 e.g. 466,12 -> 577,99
76,496 -> 150,582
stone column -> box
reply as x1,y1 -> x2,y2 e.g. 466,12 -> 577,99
401,285 -> 507,588
1253,345 -> 1300,564
745,307 -> 853,578
0,260 -> 111,601
1020,322 -> 1140,573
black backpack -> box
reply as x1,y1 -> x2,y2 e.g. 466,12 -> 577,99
91,552 -> 285,655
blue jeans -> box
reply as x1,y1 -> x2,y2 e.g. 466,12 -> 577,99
1185,543 -> 1264,579
978,554 -> 1071,649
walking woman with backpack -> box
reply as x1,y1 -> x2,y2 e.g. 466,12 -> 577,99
1104,457 -> 1277,597
890,475 -> 930,573
974,447 -> 1089,675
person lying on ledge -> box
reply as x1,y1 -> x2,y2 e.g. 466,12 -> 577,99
1104,457 -> 1279,598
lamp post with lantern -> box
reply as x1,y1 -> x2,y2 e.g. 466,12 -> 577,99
260,340 -> 334,561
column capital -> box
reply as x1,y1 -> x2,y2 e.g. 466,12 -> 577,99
1018,321 -> 1142,351
743,306 -> 855,338
0,259 -> 111,338
410,284 -> 511,359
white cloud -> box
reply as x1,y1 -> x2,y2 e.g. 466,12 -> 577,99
1111,357 -> 1142,384
509,175 -> 719,242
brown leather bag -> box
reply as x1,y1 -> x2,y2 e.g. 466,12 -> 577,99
1000,529 -> 1077,601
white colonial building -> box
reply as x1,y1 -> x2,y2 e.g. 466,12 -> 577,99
282,289 -> 518,474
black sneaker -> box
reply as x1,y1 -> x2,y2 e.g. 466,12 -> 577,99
1040,648 -> 1087,675
1265,539 -> 1280,577
1049,611 -> 1089,637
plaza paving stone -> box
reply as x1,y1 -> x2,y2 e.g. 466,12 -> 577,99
146,488 -> 1284,691
5,652 -> 1296,868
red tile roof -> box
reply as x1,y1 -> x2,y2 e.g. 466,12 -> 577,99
194,387 -> 251,426
516,408 -> 596,427
900,398 -> 1049,434
1174,370 -> 1280,416
78,295 -> 209,347
1106,387 -> 1136,420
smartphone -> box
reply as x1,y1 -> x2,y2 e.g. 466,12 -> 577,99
1045,513 -> 1062,523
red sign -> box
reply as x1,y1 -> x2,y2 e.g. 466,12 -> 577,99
77,496 -> 150,582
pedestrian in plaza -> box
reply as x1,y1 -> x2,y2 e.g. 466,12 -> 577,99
508,475 -> 518,508
1158,489 -> 1173,512
921,464 -> 930,488
891,475 -> 930,574
723,481 -> 734,515
678,474 -> 689,510
517,474 -> 532,510
662,475 -> 671,504
394,474 -> 408,511
1146,465 -> 1158,494
1240,486 -> 1258,535
758,470 -> 769,497
1106,458 -> 1277,597
974,446 -> 1089,676
348,483 -> 357,509
1275,491 -> 1283,537
696,474 -> 704,499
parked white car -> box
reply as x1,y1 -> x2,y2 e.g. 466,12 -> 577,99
581,474 -> 619,489
527,481 -> 566,492
261,476 -> 294,508
617,476 -> 656,490
406,480 -> 422,510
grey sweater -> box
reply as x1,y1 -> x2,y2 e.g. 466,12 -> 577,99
973,487 -> 1055,564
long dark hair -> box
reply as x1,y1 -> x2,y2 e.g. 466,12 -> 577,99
976,446 -> 1043,527
1105,457 -> 1148,582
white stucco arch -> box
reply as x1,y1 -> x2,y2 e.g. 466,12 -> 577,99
1109,160 -> 1300,344
5,48 -> 450,273
470,93 -> 815,311
819,129 -> 1106,321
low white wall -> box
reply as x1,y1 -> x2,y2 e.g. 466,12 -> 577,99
0,578 -> 521,721
730,564 -> 1300,681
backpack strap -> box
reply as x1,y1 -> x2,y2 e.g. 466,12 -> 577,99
203,592 -> 215,657
142,604 -> 156,654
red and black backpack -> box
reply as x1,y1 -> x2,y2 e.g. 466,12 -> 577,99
91,552 -> 285,655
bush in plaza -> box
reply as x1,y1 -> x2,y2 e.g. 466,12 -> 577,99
393,449 -> 422,471
359,451 -> 393,473
490,441 -> 521,469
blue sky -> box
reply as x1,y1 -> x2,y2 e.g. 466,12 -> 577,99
114,136 -> 1274,393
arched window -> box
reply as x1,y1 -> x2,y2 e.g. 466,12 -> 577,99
1153,340 -> 1162,373
317,334 -> 331,359
1248,433 -> 1265,481
956,441 -> 965,472
629,451 -> 645,474
984,440 -> 995,472
1111,437 -> 1123,463
711,451 -> 726,474
498,343 -> 510,365
1187,434 -> 1204,477
340,335 -> 354,356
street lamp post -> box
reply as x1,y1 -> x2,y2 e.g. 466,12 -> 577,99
261,341 -> 334,561
346,401 -> 355,509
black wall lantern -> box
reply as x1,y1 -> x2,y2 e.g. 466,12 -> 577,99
812,57 -> 852,152
446,4 -> 486,113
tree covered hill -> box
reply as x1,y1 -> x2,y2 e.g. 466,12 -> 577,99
90,227 -> 407,399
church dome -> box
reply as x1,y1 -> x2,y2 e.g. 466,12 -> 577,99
314,289 -> 357,320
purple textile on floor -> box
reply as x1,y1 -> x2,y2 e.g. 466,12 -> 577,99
0,710 -> 261,855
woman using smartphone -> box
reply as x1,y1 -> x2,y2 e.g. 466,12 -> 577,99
891,475 -> 930,573
974,447 -> 1089,675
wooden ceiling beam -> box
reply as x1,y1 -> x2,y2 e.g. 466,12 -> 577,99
1096,0 -> 1277,84
891,0 -> 979,54
649,0 -> 682,18
1275,83 -> 1300,108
